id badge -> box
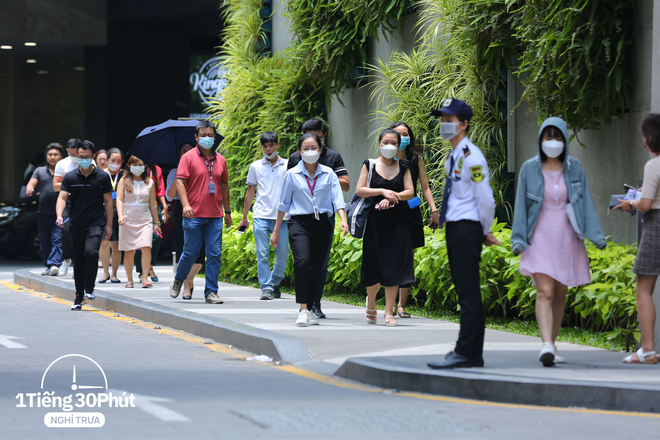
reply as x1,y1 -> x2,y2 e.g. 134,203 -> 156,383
112,191 -> 117,200
209,182 -> 216,194
313,204 -> 320,221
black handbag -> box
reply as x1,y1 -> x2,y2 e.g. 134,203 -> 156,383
346,159 -> 375,238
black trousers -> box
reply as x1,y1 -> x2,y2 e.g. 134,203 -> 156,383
61,204 -> 73,261
288,214 -> 333,308
446,220 -> 485,359
70,225 -> 104,298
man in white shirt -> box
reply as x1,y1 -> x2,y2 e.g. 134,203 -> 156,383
238,132 -> 290,300
427,98 -> 501,369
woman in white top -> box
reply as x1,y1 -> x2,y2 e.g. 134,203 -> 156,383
117,156 -> 161,288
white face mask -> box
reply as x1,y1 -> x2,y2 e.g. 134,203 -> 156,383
541,140 -> 564,158
440,122 -> 461,141
70,155 -> 79,165
108,163 -> 121,172
301,150 -> 320,164
380,145 -> 398,159
130,165 -> 145,176
264,150 -> 278,160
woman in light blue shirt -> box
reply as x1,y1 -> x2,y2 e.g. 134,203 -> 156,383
271,133 -> 349,327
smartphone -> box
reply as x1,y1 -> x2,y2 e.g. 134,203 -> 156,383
624,183 -> 636,192
238,225 -> 247,234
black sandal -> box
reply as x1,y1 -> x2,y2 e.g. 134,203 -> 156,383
183,286 -> 193,300
397,306 -> 411,318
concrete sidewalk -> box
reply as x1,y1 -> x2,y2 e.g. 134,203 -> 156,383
13,265 -> 660,413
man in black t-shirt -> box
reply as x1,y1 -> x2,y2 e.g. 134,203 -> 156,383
56,140 -> 113,310
26,143 -> 64,276
286,119 -> 350,318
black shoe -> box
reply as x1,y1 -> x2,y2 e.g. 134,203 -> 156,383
312,304 -> 326,319
427,351 -> 483,369
272,285 -> 281,298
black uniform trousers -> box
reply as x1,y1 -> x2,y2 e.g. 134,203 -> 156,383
61,203 -> 73,261
70,225 -> 104,300
446,220 -> 485,359
287,213 -> 333,308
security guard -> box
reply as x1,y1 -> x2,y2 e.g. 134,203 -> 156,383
428,98 -> 501,369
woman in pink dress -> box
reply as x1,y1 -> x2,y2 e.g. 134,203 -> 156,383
117,156 -> 161,288
511,117 -> 606,367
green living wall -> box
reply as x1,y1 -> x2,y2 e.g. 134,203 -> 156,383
208,0 -> 639,347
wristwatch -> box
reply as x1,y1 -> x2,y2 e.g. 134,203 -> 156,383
224,210 -> 231,215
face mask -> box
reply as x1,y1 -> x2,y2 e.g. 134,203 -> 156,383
440,122 -> 461,141
130,165 -> 145,176
78,158 -> 93,170
399,136 -> 410,151
380,145 -> 398,159
108,163 -> 121,172
301,150 -> 320,164
198,136 -> 214,149
70,155 -> 79,165
264,150 -> 278,160
541,140 -> 564,158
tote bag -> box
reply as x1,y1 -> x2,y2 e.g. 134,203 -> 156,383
346,159 -> 375,238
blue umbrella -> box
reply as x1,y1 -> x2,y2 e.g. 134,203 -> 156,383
127,119 -> 224,164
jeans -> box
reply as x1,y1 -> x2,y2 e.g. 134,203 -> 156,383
314,214 -> 335,306
37,213 -> 62,268
175,217 -> 223,296
70,225 -> 104,299
253,217 -> 290,291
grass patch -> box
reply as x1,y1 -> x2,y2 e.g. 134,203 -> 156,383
214,275 -> 629,353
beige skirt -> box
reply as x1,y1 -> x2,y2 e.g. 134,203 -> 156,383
119,204 -> 152,251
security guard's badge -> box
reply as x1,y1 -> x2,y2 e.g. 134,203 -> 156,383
456,157 -> 463,178
443,98 -> 452,107
470,165 -> 484,183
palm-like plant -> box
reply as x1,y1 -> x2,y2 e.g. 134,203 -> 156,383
369,0 -> 511,217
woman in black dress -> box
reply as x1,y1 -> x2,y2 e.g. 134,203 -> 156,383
389,122 -> 440,318
356,129 -> 415,326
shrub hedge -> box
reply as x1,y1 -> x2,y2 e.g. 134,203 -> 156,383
221,213 -> 639,347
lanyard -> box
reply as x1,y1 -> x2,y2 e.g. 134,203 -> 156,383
304,174 -> 318,196
203,156 -> 214,183
109,172 -> 119,191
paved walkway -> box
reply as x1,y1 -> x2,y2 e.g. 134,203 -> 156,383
16,264 -> 660,412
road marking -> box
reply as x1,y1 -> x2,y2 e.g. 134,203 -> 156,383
0,334 -> 27,349
7,280 -> 660,419
109,389 -> 189,422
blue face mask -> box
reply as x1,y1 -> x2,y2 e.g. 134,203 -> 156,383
399,136 -> 410,151
198,136 -> 215,149
78,158 -> 93,169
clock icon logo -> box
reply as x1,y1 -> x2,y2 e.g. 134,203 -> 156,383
41,354 -> 108,391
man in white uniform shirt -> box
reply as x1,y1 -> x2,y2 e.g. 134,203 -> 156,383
428,98 -> 501,369
238,132 -> 290,300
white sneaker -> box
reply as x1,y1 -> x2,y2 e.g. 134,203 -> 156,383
84,291 -> 95,300
295,309 -> 309,327
59,260 -> 70,276
308,311 -> 319,326
539,342 -> 556,367
49,266 -> 59,276
553,346 -> 566,364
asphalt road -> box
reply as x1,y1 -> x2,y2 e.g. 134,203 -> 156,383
1,261 -> 660,439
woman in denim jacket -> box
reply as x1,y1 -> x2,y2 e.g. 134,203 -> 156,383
511,117 -> 605,367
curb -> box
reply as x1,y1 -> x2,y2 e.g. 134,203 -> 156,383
13,269 -> 311,364
334,357 -> 660,413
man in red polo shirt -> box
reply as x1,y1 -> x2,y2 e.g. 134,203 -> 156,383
169,120 -> 231,304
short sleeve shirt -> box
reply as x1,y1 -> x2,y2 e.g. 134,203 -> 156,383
61,167 -> 113,227
177,147 -> 229,218
31,166 -> 59,214
642,155 -> 660,209
246,156 -> 288,220
54,156 -> 96,177
287,147 -> 348,177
